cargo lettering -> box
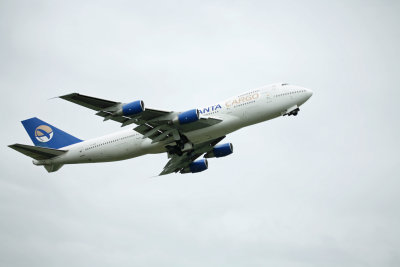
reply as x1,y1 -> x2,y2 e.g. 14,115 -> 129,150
225,93 -> 259,108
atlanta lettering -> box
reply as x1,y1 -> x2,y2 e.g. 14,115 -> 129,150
198,104 -> 222,114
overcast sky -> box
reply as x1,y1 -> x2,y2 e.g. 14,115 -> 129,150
1,0 -> 400,266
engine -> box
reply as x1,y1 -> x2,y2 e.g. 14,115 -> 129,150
121,100 -> 145,116
174,109 -> 200,125
181,159 -> 208,173
204,143 -> 233,158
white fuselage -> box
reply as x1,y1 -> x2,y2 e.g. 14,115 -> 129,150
33,83 -> 313,166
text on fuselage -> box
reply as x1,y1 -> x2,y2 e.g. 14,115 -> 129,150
198,104 -> 222,114
225,93 -> 259,108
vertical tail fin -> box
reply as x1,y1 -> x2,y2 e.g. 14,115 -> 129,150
21,117 -> 82,149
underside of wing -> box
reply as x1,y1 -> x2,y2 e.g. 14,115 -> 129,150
159,136 -> 225,175
59,93 -> 119,111
59,93 -> 172,126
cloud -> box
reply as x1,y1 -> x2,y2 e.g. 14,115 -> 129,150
1,0 -> 400,266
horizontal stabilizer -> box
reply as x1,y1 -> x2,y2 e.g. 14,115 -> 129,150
8,143 -> 67,160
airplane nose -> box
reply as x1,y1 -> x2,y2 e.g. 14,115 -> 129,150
304,88 -> 313,99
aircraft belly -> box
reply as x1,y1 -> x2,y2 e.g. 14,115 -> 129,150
244,105 -> 282,126
59,139 -> 147,164
186,118 -> 243,144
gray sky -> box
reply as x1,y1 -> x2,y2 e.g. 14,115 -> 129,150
1,0 -> 399,266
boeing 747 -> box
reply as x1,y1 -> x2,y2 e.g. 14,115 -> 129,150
9,83 -> 313,175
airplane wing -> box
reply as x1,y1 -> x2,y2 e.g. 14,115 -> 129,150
59,93 -> 171,125
60,93 -> 222,144
159,136 -> 225,175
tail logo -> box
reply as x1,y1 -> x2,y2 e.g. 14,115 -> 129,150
35,125 -> 53,142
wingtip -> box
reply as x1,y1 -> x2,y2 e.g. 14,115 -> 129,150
158,170 -> 171,176
58,93 -> 79,100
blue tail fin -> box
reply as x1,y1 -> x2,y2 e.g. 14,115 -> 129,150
21,117 -> 83,149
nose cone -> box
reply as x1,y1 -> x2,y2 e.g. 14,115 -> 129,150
297,87 -> 313,106
305,88 -> 313,99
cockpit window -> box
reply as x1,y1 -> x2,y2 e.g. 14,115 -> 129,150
282,83 -> 288,86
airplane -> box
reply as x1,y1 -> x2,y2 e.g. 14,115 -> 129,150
8,83 -> 313,175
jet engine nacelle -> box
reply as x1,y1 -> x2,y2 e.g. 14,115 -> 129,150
120,100 -> 145,116
173,109 -> 200,125
181,159 -> 208,173
204,143 -> 233,158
